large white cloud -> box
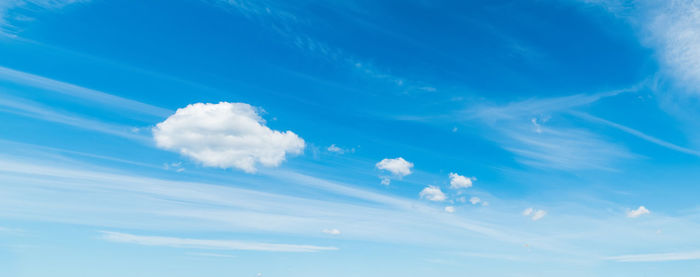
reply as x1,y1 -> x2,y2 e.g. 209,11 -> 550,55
376,157 -> 413,177
419,185 -> 446,202
153,102 -> 305,173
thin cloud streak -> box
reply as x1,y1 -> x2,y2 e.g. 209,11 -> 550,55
100,231 -> 338,252
0,66 -> 171,118
571,111 -> 700,157
0,97 -> 148,141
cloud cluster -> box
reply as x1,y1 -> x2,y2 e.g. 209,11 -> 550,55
153,102 -> 305,173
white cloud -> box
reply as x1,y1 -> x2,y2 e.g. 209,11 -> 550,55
582,0 -> 700,92
469,197 -> 481,205
327,144 -> 354,154
449,173 -> 473,189
419,185 -> 446,202
322,228 -> 341,235
627,206 -> 651,218
646,0 -> 700,92
444,206 -> 456,213
327,144 -> 344,154
100,231 -> 337,252
152,102 -> 305,173
376,157 -> 413,177
380,176 -> 391,185
523,208 -> 546,221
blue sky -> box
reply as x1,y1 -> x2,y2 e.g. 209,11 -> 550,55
2,0 -> 700,276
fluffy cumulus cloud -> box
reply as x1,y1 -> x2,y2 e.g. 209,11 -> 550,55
444,206 -> 456,213
449,172 -> 474,189
153,102 -> 305,173
523,208 -> 546,221
376,157 -> 413,177
627,206 -> 651,218
419,185 -> 446,202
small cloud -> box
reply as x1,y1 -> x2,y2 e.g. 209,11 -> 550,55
469,196 -> 481,205
444,206 -> 456,213
376,157 -> 413,177
456,196 -> 467,203
380,176 -> 391,185
419,185 -> 447,202
327,144 -> 354,154
449,173 -> 474,189
452,127 -> 458,132
164,161 -> 185,172
531,118 -> 542,133
531,210 -> 547,221
322,229 -> 341,235
627,206 -> 650,218
523,208 -> 546,221
327,144 -> 343,153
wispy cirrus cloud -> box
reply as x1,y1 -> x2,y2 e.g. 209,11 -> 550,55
0,66 -> 171,118
580,0 -> 700,93
100,231 -> 337,252
0,96 -> 148,141
571,111 -> 700,157
0,0 -> 89,34
464,88 -> 637,171
207,0 -> 436,93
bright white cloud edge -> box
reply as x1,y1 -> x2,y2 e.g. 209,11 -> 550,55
152,102 -> 305,173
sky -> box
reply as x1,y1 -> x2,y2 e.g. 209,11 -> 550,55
1,0 -> 700,276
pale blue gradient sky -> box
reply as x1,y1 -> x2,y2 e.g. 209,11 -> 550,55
2,0 -> 700,276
